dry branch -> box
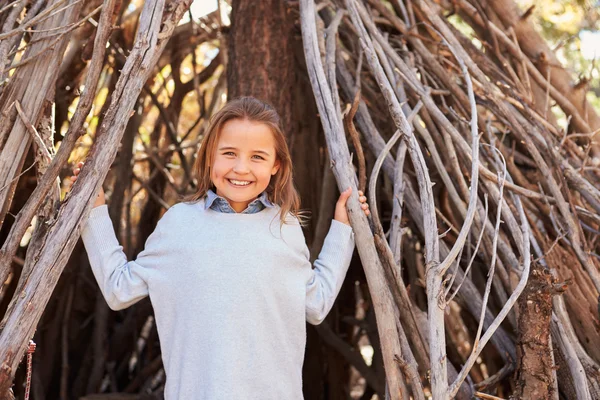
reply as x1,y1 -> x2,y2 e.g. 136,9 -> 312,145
300,0 -> 410,397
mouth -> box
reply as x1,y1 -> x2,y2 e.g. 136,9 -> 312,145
227,178 -> 253,187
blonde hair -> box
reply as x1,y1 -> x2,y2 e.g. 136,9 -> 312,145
183,96 -> 302,225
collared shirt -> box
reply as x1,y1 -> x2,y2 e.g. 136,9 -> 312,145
204,189 -> 274,214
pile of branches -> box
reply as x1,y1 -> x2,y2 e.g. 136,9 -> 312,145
300,0 -> 600,398
0,0 -> 598,399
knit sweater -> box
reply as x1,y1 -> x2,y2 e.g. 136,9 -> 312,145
81,199 -> 355,399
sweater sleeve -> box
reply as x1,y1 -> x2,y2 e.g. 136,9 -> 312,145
305,220 -> 355,325
81,205 -> 165,311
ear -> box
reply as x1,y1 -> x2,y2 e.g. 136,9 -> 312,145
271,159 -> 281,176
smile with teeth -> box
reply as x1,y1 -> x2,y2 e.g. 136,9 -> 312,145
228,179 -> 253,187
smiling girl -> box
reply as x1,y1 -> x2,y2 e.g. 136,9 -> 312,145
73,96 -> 370,399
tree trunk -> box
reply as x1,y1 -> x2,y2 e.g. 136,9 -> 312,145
228,0 -> 296,139
228,0 -> 340,396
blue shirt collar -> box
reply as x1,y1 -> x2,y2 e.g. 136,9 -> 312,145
204,189 -> 274,214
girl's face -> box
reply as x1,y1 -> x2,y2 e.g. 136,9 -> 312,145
210,118 -> 280,213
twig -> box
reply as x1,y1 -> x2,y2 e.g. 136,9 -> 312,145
473,151 -> 507,351
508,27 -> 532,103
389,140 -> 407,273
0,0 -> 24,16
368,102 -> 421,233
0,0 -> 76,41
445,196 -> 488,304
551,298 -> 593,399
0,160 -> 38,193
139,140 -> 181,194
368,130 -> 400,233
544,66 -> 552,120
14,101 -> 53,162
454,0 -> 593,135
2,5 -> 102,73
354,46 -> 363,91
473,362 -> 513,391
449,154 -> 530,399
0,0 -> 27,83
422,23 -> 480,277
344,90 -> 367,193
324,9 -> 345,115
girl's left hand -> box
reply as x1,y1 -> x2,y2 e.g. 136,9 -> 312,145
334,187 -> 370,226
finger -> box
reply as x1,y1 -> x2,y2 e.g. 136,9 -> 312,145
359,195 -> 367,203
358,190 -> 363,196
361,203 -> 368,209
337,192 -> 351,208
365,209 -> 371,216
338,187 -> 352,201
78,161 -> 84,167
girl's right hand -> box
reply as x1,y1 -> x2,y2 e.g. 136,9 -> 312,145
70,161 -> 106,208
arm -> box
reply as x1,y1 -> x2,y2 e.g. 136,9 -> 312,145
305,219 -> 355,325
81,205 -> 165,311
305,187 -> 369,324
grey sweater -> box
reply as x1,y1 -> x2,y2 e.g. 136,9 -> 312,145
81,199 -> 355,399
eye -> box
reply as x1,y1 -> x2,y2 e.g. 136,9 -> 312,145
252,155 -> 265,160
223,151 -> 235,156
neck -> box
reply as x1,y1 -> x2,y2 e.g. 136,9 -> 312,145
230,201 -> 251,213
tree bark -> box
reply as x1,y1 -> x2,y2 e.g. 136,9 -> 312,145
228,0 -> 296,140
228,0 -> 322,237
513,262 -> 558,399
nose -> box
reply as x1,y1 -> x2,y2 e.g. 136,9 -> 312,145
232,157 -> 250,174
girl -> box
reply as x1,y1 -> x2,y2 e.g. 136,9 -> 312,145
73,96 -> 370,399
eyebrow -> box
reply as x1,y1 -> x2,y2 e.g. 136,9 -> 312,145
218,146 -> 271,157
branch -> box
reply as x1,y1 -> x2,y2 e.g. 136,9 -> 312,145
427,24 -> 480,277
14,101 -> 52,162
345,0 -> 443,395
299,0 -> 409,397
449,156 -> 530,399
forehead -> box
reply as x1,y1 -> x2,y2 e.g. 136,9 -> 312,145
217,119 -> 276,149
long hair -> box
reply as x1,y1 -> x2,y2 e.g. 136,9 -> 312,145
183,96 -> 302,225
